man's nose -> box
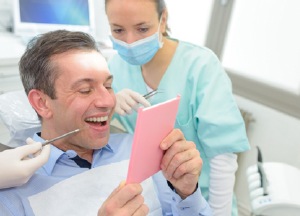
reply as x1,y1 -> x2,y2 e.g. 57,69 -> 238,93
94,89 -> 115,108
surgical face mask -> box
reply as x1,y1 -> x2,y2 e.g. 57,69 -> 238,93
109,18 -> 164,65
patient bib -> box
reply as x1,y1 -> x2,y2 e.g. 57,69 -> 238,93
28,160 -> 162,216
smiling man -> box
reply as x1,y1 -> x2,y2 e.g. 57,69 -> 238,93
0,30 -> 211,216
27,46 -> 115,162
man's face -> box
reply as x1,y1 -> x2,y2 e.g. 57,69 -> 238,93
44,50 -> 116,151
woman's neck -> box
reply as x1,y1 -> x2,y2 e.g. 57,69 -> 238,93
141,38 -> 178,89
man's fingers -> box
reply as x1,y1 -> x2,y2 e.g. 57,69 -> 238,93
106,180 -> 126,201
161,139 -> 193,171
122,195 -> 146,215
110,183 -> 143,208
132,204 -> 149,216
99,185 -> 148,216
160,129 -> 184,150
172,156 -> 202,180
163,147 -> 199,179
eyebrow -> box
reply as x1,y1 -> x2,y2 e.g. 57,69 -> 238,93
111,22 -> 148,28
71,75 -> 114,89
111,23 -> 122,27
134,22 -> 148,27
107,75 -> 114,82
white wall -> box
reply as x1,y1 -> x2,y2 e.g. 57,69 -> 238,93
165,0 -> 213,46
236,94 -> 300,168
223,0 -> 300,94
0,0 -> 12,32
93,0 -> 111,45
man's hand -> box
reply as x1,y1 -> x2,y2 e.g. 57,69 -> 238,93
0,138 -> 50,189
160,129 -> 202,199
115,89 -> 151,116
98,182 -> 149,216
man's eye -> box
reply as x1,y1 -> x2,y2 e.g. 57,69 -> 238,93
105,85 -> 112,90
79,88 -> 92,94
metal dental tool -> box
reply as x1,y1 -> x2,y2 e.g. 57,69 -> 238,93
256,146 -> 269,196
41,128 -> 81,146
143,89 -> 161,100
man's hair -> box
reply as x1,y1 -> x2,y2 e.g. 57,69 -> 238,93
19,30 -> 100,99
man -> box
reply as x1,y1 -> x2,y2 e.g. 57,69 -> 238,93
0,30 -> 211,216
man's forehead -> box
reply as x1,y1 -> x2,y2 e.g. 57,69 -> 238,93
71,74 -> 113,86
51,50 -> 109,76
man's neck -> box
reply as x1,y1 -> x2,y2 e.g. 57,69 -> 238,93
57,144 -> 94,163
40,127 -> 94,163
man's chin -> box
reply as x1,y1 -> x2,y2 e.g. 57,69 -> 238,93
88,136 -> 110,150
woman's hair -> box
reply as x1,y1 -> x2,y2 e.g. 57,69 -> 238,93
105,0 -> 171,36
19,30 -> 100,99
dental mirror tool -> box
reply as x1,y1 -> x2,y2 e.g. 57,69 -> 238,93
41,128 -> 81,146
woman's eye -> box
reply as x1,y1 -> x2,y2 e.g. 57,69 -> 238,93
113,28 -> 124,34
138,27 -> 149,33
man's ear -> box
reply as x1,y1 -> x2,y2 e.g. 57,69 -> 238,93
28,89 -> 53,119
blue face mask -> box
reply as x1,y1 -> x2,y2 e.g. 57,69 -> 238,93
109,20 -> 164,65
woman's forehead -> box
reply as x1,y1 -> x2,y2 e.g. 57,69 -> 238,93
106,0 -> 158,17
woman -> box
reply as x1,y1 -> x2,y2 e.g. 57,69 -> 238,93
105,0 -> 250,215
0,138 -> 50,189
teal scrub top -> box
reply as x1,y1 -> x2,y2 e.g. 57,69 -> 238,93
108,39 -> 250,206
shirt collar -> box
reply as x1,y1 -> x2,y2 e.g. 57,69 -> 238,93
33,133 -> 65,175
33,133 -> 114,175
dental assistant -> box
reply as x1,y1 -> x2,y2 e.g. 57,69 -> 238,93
0,139 -> 50,189
105,0 -> 250,215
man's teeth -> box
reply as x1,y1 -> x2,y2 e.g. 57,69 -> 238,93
86,116 -> 108,122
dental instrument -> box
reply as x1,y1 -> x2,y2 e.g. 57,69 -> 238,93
41,128 -> 81,146
143,89 -> 161,100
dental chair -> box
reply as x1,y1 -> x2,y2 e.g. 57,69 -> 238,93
246,147 -> 300,216
0,90 -> 41,149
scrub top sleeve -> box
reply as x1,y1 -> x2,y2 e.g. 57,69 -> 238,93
194,54 -> 250,158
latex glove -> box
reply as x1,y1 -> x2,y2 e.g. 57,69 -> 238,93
115,89 -> 151,116
0,138 -> 50,189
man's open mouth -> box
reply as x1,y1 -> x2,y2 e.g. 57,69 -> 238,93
85,116 -> 108,126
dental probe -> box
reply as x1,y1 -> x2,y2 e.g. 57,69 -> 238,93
41,128 -> 81,147
143,89 -> 162,100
